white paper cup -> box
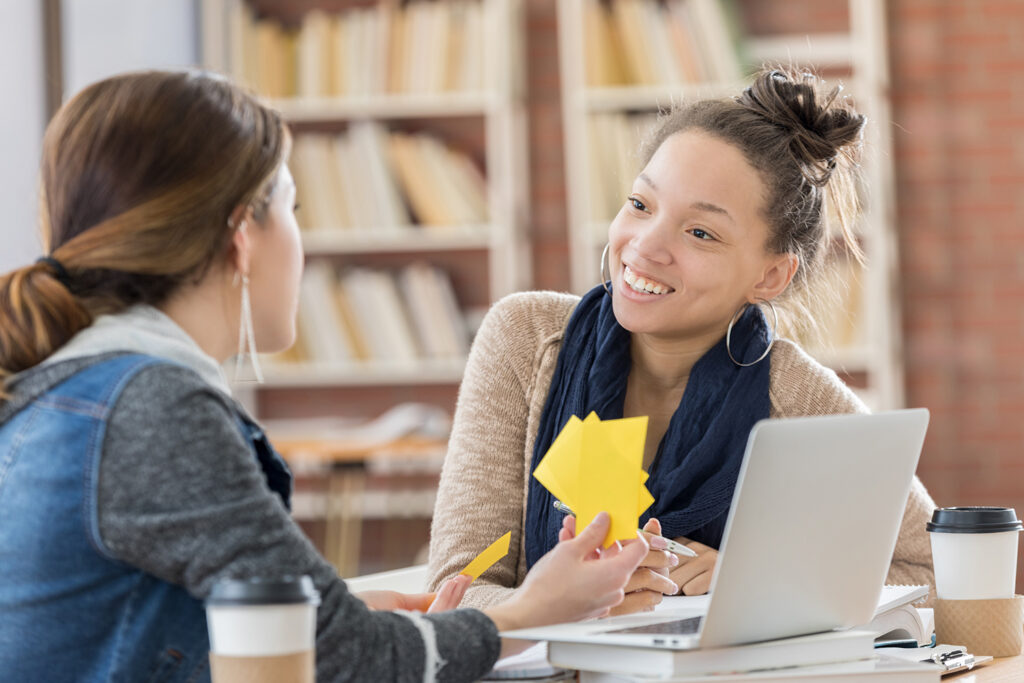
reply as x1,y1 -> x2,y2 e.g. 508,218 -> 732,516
206,576 -> 320,683
927,507 -> 1023,600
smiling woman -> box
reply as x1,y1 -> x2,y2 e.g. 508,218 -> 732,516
427,68 -> 937,617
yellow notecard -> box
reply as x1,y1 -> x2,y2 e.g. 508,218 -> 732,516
532,415 -> 584,507
532,412 -> 655,548
460,531 -> 512,581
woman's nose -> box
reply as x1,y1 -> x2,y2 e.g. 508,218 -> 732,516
629,220 -> 673,265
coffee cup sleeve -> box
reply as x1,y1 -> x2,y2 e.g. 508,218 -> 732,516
934,595 -> 1024,657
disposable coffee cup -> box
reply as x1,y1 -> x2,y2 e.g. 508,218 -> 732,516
206,575 -> 320,683
927,507 -> 1023,600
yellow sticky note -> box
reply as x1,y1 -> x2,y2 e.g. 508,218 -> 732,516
460,531 -> 512,581
532,415 -> 584,509
532,412 -> 654,549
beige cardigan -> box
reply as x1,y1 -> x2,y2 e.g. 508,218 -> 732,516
427,291 -> 936,608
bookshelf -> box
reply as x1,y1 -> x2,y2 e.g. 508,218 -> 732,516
557,0 -> 904,411
201,0 -> 529,394
199,0 -> 528,575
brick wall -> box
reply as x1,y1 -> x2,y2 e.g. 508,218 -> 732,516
891,0 -> 1024,585
525,0 -> 1024,586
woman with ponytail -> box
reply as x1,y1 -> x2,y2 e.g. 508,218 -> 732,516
428,69 -> 937,613
0,70 -> 650,682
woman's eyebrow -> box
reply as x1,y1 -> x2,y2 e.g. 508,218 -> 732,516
639,173 -> 734,223
690,201 -> 733,223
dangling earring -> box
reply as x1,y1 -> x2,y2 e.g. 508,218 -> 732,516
726,299 -> 778,367
600,244 -> 612,295
235,271 -> 264,383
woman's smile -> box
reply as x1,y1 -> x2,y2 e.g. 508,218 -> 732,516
622,264 -> 675,297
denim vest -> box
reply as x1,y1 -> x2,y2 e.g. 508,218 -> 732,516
0,354 -> 293,682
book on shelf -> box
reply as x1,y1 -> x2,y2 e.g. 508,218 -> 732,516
587,112 -> 659,221
398,263 -> 470,359
582,0 -> 627,87
582,0 -> 744,89
297,261 -> 356,364
548,629 -> 876,679
342,267 -> 420,363
230,0 -> 486,99
688,0 -> 745,83
388,131 -> 489,226
286,263 -> 470,369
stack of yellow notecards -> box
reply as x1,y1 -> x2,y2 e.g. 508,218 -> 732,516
533,412 -> 654,548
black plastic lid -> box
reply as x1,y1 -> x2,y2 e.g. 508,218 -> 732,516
206,575 -> 320,607
926,507 -> 1024,534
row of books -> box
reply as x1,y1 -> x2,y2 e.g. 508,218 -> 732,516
583,0 -> 745,88
587,112 -> 659,221
290,124 -> 488,231
284,262 -> 470,367
233,1 -> 486,99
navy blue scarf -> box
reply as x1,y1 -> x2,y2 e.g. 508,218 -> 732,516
524,285 -> 771,569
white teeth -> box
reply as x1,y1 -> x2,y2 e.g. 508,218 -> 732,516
623,265 -> 671,295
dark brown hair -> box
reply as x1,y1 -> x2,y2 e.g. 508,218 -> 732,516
641,68 -> 866,343
0,70 -> 289,391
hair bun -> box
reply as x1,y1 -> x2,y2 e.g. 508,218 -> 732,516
738,69 -> 865,185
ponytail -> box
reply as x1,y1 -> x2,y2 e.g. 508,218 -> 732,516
0,260 -> 91,389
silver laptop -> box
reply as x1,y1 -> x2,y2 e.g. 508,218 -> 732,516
503,409 -> 930,650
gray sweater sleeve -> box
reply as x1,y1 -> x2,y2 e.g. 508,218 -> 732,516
97,364 -> 500,683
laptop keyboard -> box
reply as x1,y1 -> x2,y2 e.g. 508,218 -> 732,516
606,615 -> 703,636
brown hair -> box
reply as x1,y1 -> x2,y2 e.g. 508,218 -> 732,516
0,70 -> 289,391
641,68 -> 866,344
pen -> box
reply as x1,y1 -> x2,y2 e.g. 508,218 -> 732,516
552,500 -> 699,558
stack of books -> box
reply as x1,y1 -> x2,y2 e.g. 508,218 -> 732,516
492,586 -> 941,682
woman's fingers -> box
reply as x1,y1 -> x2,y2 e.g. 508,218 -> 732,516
569,511 -> 611,557
562,514 -> 576,536
642,517 -> 661,536
427,574 -> 471,613
681,571 -> 714,596
624,567 -> 679,596
639,546 -> 677,571
668,547 -> 718,596
609,589 -> 664,616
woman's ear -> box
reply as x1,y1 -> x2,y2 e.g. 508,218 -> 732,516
750,253 -> 798,302
227,206 -> 253,277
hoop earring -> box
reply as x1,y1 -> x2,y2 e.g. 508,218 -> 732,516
726,299 -> 777,368
600,244 -> 612,295
234,273 -> 265,383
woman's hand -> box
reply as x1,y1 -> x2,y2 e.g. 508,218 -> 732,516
559,515 -> 679,615
357,574 -> 472,613
483,511 -> 649,655
668,536 -> 718,595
